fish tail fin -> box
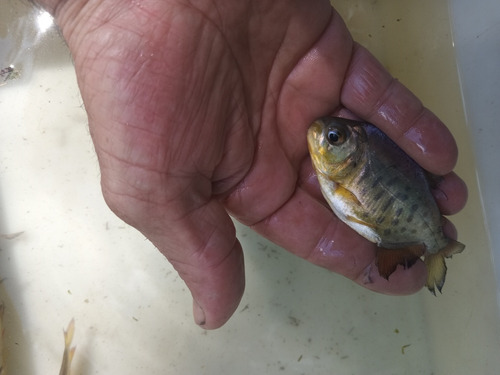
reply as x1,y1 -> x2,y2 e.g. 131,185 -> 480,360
424,240 -> 465,295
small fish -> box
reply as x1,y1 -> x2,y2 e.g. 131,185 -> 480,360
307,116 -> 465,293
59,319 -> 76,375
0,302 -> 5,375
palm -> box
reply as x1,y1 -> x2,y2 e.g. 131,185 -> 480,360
54,0 -> 466,328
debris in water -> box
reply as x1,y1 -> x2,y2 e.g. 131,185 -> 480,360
59,319 -> 76,375
401,344 -> 411,354
0,66 -> 21,86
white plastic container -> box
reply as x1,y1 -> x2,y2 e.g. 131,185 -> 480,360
1,1 -> 499,374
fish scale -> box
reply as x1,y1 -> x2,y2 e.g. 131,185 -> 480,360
307,116 -> 465,293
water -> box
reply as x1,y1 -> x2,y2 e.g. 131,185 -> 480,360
0,1 -> 499,374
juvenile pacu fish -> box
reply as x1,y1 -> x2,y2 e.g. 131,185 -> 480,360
307,116 -> 465,293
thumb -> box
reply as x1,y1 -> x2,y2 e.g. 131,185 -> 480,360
152,200 -> 246,329
101,172 -> 245,329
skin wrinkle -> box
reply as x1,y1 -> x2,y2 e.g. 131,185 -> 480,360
275,11 -> 352,163
376,86 -> 425,133
373,80 -> 411,127
229,11 -> 345,226
98,144 -> 214,230
96,21 -> 235,180
211,114 -> 253,195
182,1 -> 267,131
342,46 -> 418,132
188,217 -> 237,270
340,44 -> 387,111
275,12 -> 334,163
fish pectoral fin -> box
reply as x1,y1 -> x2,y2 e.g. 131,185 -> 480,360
334,185 -> 363,208
345,215 -> 377,229
424,239 -> 465,295
334,186 -> 376,229
376,245 -> 425,280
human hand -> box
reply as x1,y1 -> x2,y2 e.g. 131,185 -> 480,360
40,0 -> 467,329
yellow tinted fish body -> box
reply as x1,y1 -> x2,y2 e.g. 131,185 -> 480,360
307,117 -> 464,293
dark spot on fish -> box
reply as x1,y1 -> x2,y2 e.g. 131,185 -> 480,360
410,204 -> 419,213
411,229 -> 417,234
400,227 -> 407,233
384,229 -> 391,235
376,216 -> 386,224
392,219 -> 400,226
371,176 -> 383,188
395,208 -> 403,218
381,197 -> 396,212
407,215 -> 414,223
373,191 -> 384,201
405,185 -> 411,191
386,177 -> 398,187
358,172 -> 369,184
397,193 -> 409,201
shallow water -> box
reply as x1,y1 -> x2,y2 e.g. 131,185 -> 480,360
0,1 -> 499,374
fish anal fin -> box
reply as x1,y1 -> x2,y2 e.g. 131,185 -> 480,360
376,245 -> 425,280
442,239 -> 465,258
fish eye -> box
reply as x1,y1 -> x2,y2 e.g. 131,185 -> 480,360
326,127 -> 345,145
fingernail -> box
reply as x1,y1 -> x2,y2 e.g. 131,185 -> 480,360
193,299 -> 206,326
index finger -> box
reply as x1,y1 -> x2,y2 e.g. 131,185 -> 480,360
340,44 -> 458,175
